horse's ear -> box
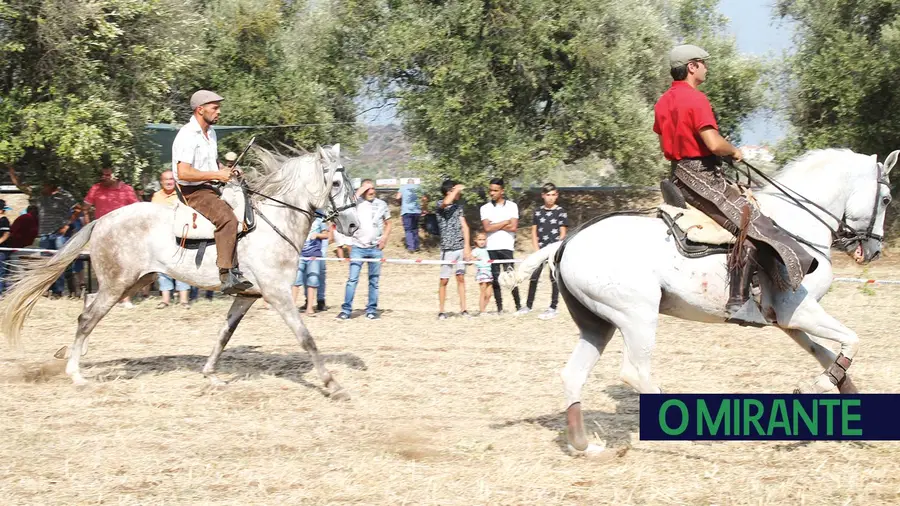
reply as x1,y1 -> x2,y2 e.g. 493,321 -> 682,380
331,143 -> 341,159
884,150 -> 900,175
315,144 -> 327,161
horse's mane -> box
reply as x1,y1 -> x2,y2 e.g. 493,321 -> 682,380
756,148 -> 873,195
245,145 -> 329,205
767,148 -> 861,181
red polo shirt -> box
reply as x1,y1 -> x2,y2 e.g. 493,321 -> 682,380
652,81 -> 719,161
84,181 -> 139,219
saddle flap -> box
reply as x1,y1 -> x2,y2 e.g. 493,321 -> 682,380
173,184 -> 249,240
658,203 -> 736,246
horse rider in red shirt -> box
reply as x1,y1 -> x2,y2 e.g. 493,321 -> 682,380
653,44 -> 818,323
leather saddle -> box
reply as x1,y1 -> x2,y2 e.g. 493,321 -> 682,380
657,180 -> 735,258
171,182 -> 257,266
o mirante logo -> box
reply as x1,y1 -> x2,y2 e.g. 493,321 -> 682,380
639,394 -> 900,441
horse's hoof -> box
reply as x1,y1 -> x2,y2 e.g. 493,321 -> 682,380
567,441 -> 604,457
838,376 -> 859,394
330,388 -> 351,402
72,376 -> 89,388
207,375 -> 227,388
54,346 -> 69,360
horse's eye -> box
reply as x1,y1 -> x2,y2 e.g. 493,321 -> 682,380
883,196 -> 891,206
332,181 -> 340,188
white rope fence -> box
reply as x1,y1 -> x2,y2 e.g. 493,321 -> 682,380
2,247 -> 900,282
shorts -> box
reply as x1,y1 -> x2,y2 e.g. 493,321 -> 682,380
439,249 -> 467,279
476,271 -> 493,283
158,273 -> 189,292
294,258 -> 323,287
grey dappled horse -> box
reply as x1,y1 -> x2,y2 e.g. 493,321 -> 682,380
2,145 -> 359,399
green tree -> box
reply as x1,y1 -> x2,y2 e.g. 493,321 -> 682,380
775,0 -> 900,162
361,0 -> 764,200
168,0 -> 368,160
0,0 -> 202,195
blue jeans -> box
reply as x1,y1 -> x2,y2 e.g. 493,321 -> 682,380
402,214 -> 420,251
39,233 -> 67,295
294,258 -> 323,288
190,286 -> 215,301
158,273 -> 189,292
341,247 -> 382,315
318,239 -> 328,303
0,251 -> 8,294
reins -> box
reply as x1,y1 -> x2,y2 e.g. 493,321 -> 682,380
726,158 -> 888,251
237,162 -> 354,255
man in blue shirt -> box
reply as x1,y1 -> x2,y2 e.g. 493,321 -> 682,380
395,178 -> 424,252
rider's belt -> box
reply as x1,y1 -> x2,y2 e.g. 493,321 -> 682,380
179,184 -> 214,195
671,156 -> 721,176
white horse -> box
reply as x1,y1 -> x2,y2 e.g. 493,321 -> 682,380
2,144 -> 360,399
502,148 -> 897,456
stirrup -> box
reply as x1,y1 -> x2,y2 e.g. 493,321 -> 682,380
725,299 -> 768,327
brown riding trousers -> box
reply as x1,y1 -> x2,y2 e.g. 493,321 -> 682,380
669,158 -> 819,291
180,184 -> 238,270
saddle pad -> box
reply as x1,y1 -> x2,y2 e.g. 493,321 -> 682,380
658,203 -> 736,245
173,184 -> 246,240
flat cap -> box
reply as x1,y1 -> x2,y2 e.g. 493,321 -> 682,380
190,90 -> 224,110
668,44 -> 710,68
224,152 -> 237,162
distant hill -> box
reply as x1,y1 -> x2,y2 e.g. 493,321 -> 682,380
345,125 -> 414,180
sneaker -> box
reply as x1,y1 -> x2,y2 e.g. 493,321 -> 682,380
365,312 -> 378,320
515,307 -> 532,316
538,308 -> 558,320
438,312 -> 448,320
317,300 -> 327,311
335,312 -> 350,320
460,311 -> 471,318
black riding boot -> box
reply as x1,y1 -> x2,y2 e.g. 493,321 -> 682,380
220,267 -> 253,295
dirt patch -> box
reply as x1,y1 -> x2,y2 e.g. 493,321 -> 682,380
1,225 -> 900,504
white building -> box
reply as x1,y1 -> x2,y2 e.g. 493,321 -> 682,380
740,145 -> 775,163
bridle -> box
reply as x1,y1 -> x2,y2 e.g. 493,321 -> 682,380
731,158 -> 890,253
239,161 -> 357,255
243,162 -> 355,223
316,165 -> 357,222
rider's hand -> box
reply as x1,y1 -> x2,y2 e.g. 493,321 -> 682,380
732,148 -> 744,163
215,168 -> 232,183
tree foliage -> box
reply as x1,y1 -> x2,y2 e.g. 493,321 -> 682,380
173,0 -> 367,156
360,0 -> 764,199
0,0 -> 765,198
775,0 -> 900,163
0,0 -> 369,194
0,0 -> 202,194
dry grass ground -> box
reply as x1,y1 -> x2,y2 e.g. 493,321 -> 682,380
1,240 -> 900,505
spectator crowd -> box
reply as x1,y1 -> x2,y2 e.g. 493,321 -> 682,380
0,163 -> 568,322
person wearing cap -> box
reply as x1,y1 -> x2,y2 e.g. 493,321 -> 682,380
224,151 -> 238,168
653,44 -> 818,322
171,90 -> 252,294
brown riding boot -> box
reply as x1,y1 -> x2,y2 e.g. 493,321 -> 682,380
726,248 -> 754,315
725,240 -> 767,326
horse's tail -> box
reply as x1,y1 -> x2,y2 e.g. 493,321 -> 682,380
2,221 -> 97,349
499,241 -> 563,291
